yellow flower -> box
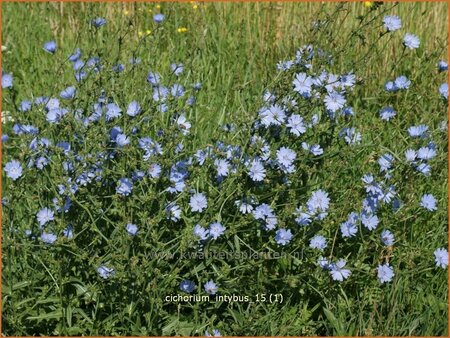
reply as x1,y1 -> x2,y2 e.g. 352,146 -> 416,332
146,29 -> 151,35
124,10 -> 129,16
156,5 -> 161,9
138,31 -> 144,37
364,1 -> 373,7
192,5 -> 198,10
148,9 -> 153,13
177,27 -> 188,33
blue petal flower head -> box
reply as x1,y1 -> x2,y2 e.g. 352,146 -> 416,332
294,207 -> 312,226
361,213 -> 379,231
73,59 -> 85,70
2,135 -> 9,143
147,71 -> 161,86
205,329 -> 222,337
276,147 -> 296,173
186,95 -> 196,106
166,202 -> 181,221
43,40 -> 57,53
112,63 -> 125,73
394,75 -> 411,89
214,159 -> 230,177
116,178 -> 133,196
176,114 -> 191,135
41,232 -> 57,244
209,222 -> 226,240
180,279 -> 196,293
153,86 -> 169,102
310,144 -> 324,156
377,264 -> 394,283
381,229 -> 394,246
13,123 -> 39,135
139,137 -> 163,159
417,146 -> 436,160
434,248 -> 448,269
46,108 -> 65,123
329,259 -> 351,281
60,86 -> 76,99
277,60 -> 294,71
4,160 -> 23,181
253,204 -> 277,230
148,163 -> 162,179
106,103 -> 122,121
91,17 -> 107,28
193,82 -> 202,91
193,224 -> 209,241
204,280 -> 218,295
75,71 -> 87,82
20,100 -> 32,112
309,235 -> 327,250
132,170 -> 145,181
379,106 -> 396,121
35,96 -> 48,105
340,219 -> 358,238
126,101 -> 141,117
275,229 -> 293,246
63,225 -> 74,239
302,142 -> 323,156
408,124 -> 428,138
307,189 -> 330,216
190,193 -> 208,213
439,83 -> 448,100
125,223 -> 138,236
378,153 -> 393,172
35,156 -> 49,170
317,257 -> 331,270
438,60 -> 448,72
383,15 -> 402,32
340,73 -> 356,88
416,163 -> 432,175
339,127 -> 361,145
324,91 -> 346,112
115,133 -> 130,147
384,81 -> 396,92
235,199 -> 254,214
293,72 -> 313,97
46,97 -> 60,111
171,83 -> 185,97
403,33 -> 420,49
392,198 -> 401,212
420,194 -> 437,211
68,48 -> 82,62
259,104 -> 286,127
56,141 -> 71,155
97,265 -> 115,279
37,207 -> 55,226
2,72 -> 13,88
153,13 -> 165,23
110,126 -> 122,142
262,90 -> 276,103
130,57 -> 141,65
170,63 -> 184,76
286,114 -> 306,136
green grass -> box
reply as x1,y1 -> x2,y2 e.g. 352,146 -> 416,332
1,1 -> 448,336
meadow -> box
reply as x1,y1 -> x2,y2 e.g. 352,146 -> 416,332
1,1 -> 449,336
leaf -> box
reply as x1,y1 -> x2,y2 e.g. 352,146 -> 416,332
27,309 -> 63,321
12,280 -> 32,290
